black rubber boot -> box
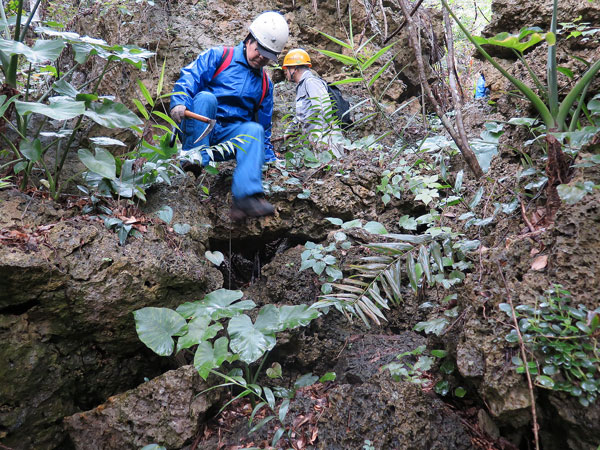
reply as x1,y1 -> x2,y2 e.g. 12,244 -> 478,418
230,195 -> 275,221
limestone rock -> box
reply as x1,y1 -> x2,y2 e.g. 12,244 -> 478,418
64,365 -> 221,449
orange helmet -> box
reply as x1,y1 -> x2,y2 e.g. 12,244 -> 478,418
282,49 -> 312,68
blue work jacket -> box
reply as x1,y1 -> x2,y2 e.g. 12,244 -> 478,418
170,42 -> 274,155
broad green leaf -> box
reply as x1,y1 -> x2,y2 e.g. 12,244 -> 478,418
133,307 -> 187,356
20,139 -> 42,162
177,315 -> 222,351
0,38 -> 64,64
264,386 -> 275,409
325,217 -> 343,225
176,289 -> 253,320
557,184 -> 588,204
277,305 -> 320,331
228,314 -> 275,364
78,148 -> 116,179
341,219 -> 362,229
205,251 -> 224,266
473,28 -> 548,53
406,253 -> 418,291
469,187 -> 484,209
294,373 -> 319,389
363,221 -> 388,235
398,215 -> 418,231
536,375 -> 555,388
272,427 -> 285,448
84,99 -> 143,128
319,372 -> 336,382
194,336 -> 232,380
414,317 -> 449,335
173,223 -> 191,235
52,79 -> 79,97
278,398 -> 290,422
16,97 -> 85,120
254,304 -> 281,334
89,137 -> 127,147
266,362 -> 282,379
454,387 -> 467,398
155,205 -> 173,224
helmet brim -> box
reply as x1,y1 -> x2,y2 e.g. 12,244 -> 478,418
256,42 -> 278,61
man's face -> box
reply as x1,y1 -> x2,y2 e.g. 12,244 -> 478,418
283,68 -> 292,82
246,40 -> 271,69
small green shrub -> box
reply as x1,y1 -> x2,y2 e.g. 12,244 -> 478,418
500,285 -> 600,406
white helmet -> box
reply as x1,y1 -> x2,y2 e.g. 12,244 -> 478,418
248,11 -> 289,61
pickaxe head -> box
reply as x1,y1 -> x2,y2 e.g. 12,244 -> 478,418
194,119 -> 216,144
182,110 -> 216,144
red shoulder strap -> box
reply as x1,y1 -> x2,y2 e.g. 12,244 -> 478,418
258,70 -> 269,107
212,46 -> 234,80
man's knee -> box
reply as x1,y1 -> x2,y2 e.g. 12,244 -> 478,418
238,121 -> 265,140
192,91 -> 218,114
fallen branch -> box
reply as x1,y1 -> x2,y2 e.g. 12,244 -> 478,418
496,262 -> 540,450
398,0 -> 484,178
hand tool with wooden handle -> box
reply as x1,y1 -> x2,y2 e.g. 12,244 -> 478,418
169,110 -> 217,147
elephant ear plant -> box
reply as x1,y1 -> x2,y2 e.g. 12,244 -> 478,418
134,289 -> 325,447
442,0 -> 600,220
0,0 -> 157,200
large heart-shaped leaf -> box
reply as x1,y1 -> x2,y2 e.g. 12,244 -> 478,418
78,148 -> 116,180
84,99 -> 142,128
176,289 -> 255,320
194,336 -> 232,379
228,314 -> 276,364
277,305 -> 320,331
16,96 -> 85,120
133,307 -> 187,356
0,38 -> 64,64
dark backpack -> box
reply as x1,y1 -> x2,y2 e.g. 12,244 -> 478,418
326,83 -> 352,130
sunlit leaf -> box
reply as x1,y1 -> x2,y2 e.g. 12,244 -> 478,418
78,147 -> 116,179
84,99 -> 143,128
16,97 -> 85,120
133,307 -> 187,356
0,38 -> 64,64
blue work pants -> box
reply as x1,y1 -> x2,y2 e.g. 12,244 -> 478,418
181,91 -> 265,199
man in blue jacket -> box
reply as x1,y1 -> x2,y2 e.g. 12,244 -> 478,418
170,11 -> 289,220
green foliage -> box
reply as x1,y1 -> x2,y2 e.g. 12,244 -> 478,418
300,240 -> 343,294
382,345 -> 466,397
500,286 -> 600,406
443,0 -> 600,132
0,7 -> 154,200
134,288 -> 325,447
316,223 -> 474,327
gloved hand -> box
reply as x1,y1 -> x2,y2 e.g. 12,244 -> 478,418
171,105 -> 187,123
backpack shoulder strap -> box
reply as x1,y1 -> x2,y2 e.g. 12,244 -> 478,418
212,46 -> 234,80
258,70 -> 269,106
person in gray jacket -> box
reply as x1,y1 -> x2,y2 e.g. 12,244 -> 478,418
282,48 -> 344,158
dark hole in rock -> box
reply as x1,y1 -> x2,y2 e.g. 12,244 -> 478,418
209,234 -> 309,289
0,298 -> 41,315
